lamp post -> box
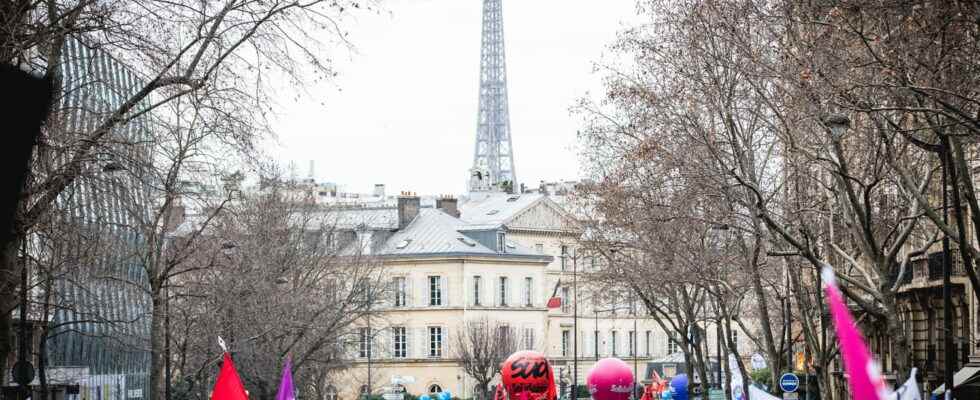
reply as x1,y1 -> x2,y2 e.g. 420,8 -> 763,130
940,138 -> 954,400
573,252 -> 578,399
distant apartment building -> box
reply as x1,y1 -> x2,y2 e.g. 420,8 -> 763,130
322,192 -> 752,400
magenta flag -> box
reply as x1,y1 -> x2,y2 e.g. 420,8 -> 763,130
275,358 -> 295,400
821,267 -> 888,400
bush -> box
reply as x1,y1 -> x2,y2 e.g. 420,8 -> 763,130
749,368 -> 772,390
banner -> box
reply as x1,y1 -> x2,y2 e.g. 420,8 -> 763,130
728,355 -> 745,400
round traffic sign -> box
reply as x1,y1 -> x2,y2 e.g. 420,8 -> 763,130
12,360 -> 35,386
779,373 -> 799,393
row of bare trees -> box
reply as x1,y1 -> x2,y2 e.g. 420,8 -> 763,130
2,1 -> 382,400
575,1 -> 980,399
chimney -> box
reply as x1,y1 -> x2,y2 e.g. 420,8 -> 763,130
397,192 -> 420,229
374,183 -> 386,197
436,195 -> 460,218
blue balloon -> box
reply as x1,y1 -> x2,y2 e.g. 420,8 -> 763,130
440,392 -> 451,400
420,395 -> 431,400
660,391 -> 672,400
669,374 -> 688,400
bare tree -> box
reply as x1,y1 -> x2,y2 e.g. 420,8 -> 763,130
454,318 -> 519,400
0,0 -> 378,378
168,180 -> 384,400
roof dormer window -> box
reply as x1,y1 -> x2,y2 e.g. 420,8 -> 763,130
497,232 -> 506,252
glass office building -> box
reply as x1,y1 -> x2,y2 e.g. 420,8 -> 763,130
39,37 -> 153,400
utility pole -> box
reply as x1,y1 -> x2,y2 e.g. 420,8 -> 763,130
573,253 -> 578,399
941,141 -> 954,400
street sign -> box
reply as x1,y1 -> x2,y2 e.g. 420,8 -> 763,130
12,361 -> 35,386
750,353 -> 767,370
779,373 -> 799,393
707,389 -> 725,400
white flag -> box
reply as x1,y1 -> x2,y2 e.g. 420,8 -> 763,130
747,385 -> 780,400
885,368 -> 921,400
729,354 -> 746,400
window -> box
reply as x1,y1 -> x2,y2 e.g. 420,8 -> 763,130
393,277 -> 406,307
429,326 -> 443,358
429,276 -> 442,306
428,385 -> 443,394
473,276 -> 482,306
535,244 -> 544,254
668,333 -> 680,354
358,327 -> 371,358
393,327 -> 407,358
560,245 -> 568,270
497,232 -> 506,252
561,287 -> 570,313
629,331 -> 636,356
499,277 -> 509,306
594,330 -> 600,356
523,277 -> 533,307
523,328 -> 535,349
611,331 -> 618,356
562,330 -> 570,357
645,331 -> 652,356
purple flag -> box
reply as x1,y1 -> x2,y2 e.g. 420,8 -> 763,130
276,358 -> 295,400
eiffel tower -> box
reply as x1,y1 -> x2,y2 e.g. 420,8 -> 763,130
469,0 -> 517,193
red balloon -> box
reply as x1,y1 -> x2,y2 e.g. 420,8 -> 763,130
500,351 -> 557,400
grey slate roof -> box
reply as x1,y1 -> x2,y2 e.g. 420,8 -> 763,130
313,207 -> 399,230
379,208 -> 544,258
458,193 -> 544,225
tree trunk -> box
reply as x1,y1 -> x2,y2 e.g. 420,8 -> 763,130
150,286 -> 167,400
0,236 -> 21,382
882,292 -> 911,382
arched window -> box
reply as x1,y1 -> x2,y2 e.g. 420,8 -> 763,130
324,386 -> 337,400
428,384 -> 443,395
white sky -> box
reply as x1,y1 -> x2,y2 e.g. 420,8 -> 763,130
269,0 -> 640,195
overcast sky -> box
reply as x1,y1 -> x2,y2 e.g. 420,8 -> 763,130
269,0 -> 640,195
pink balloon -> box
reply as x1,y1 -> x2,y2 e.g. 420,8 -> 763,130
586,358 -> 635,400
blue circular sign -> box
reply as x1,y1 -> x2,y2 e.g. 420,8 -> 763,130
779,373 -> 800,393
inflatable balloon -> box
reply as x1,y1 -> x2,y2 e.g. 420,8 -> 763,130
668,375 -> 687,400
586,358 -> 634,400
441,391 -> 452,400
501,351 -> 557,400
420,395 -> 431,400
659,391 -> 671,400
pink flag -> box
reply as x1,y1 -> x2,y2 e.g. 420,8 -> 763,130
822,267 -> 888,400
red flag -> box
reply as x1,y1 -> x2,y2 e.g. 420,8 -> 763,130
546,297 -> 562,309
212,353 -> 249,400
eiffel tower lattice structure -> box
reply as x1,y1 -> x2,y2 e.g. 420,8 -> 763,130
470,0 -> 517,193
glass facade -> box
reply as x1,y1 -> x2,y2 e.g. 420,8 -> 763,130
40,37 -> 153,400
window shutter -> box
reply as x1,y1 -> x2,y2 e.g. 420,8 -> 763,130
423,277 -> 430,306
467,276 -> 474,306
405,327 -> 412,359
406,277 -> 414,307
494,277 -> 501,307
442,326 -> 450,358
442,276 -> 449,307
419,327 -> 428,358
